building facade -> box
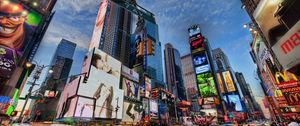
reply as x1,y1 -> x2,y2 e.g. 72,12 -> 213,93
32,39 -> 76,121
242,0 -> 300,120
181,54 -> 198,101
164,43 -> 186,101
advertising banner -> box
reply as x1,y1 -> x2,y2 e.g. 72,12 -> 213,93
281,86 -> 300,106
150,100 -> 158,117
121,65 -> 139,82
222,71 -> 236,92
122,101 -> 143,123
216,73 -> 225,93
224,95 -> 243,111
144,76 -> 151,98
143,99 -> 149,115
122,78 -> 140,99
196,72 -> 217,97
19,0 -> 56,15
272,21 -> 300,70
0,0 -> 42,62
74,96 -> 95,118
190,34 -> 204,52
89,0 -> 109,50
0,46 -> 16,78
77,49 -> 123,119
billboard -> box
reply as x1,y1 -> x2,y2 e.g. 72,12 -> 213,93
77,49 -> 123,119
89,0 -> 108,50
0,0 -> 42,73
196,72 -> 217,97
281,86 -> 300,106
141,76 -> 151,98
150,100 -> 158,117
122,78 -> 140,99
216,73 -> 225,93
122,101 -> 143,123
222,71 -> 236,92
193,52 -> 208,66
19,0 -> 56,15
190,34 -> 204,51
0,46 -> 16,78
272,21 -> 300,70
224,95 -> 243,111
121,65 -> 139,82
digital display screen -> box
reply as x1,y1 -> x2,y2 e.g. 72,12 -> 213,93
196,72 -> 217,97
190,35 -> 204,51
195,64 -> 210,74
193,52 -> 208,66
223,95 -> 243,111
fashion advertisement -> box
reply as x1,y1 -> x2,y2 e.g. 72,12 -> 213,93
77,49 -> 123,119
122,101 -> 143,123
122,78 -> 140,99
88,0 -> 109,50
74,96 -> 94,118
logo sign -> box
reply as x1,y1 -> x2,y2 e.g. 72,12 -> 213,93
195,65 -> 210,74
0,46 -> 16,78
190,35 -> 204,51
121,65 -> 139,82
272,20 -> 300,70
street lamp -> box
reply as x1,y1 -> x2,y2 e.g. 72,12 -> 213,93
18,61 -> 53,123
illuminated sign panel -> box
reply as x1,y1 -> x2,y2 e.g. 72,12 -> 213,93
216,73 -> 225,93
190,34 -> 204,52
272,21 -> 300,70
224,95 -> 243,111
195,65 -> 210,74
222,71 -> 236,92
193,52 -> 208,66
196,72 -> 217,97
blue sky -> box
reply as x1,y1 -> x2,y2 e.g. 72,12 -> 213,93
21,0 -> 264,98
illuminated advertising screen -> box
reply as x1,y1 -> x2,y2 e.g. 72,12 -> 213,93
19,0 -> 57,15
122,78 -> 140,99
0,1 -> 42,75
76,49 -> 123,119
89,0 -> 108,50
0,46 -> 16,78
143,99 -> 149,115
216,73 -> 225,93
143,76 -> 151,98
195,65 -> 210,74
150,100 -> 158,117
281,86 -> 300,106
222,71 -> 236,92
190,34 -> 204,51
122,101 -> 143,123
74,96 -> 94,118
196,72 -> 217,97
121,65 -> 139,82
193,52 -> 208,66
224,95 -> 243,111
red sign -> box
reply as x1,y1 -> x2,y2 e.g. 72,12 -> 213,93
190,38 -> 204,50
277,80 -> 300,89
280,29 -> 300,54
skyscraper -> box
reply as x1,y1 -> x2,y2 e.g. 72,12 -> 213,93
33,39 -> 76,121
164,43 -> 186,101
181,54 -> 197,101
89,0 -> 132,67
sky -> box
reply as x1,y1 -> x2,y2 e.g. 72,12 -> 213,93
19,0 -> 265,101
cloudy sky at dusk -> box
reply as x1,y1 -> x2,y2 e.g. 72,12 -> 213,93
20,0 -> 265,100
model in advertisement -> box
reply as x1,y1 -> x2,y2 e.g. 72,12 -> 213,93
93,83 -> 114,118
91,53 -> 119,77
0,1 -> 34,52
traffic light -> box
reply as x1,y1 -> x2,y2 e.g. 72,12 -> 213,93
147,39 -> 154,55
83,76 -> 88,83
136,41 -> 144,57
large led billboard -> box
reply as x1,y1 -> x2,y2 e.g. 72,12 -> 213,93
196,72 -> 217,97
222,71 -> 236,92
216,73 -> 225,93
190,34 -> 204,51
88,0 -> 108,50
223,95 -> 243,111
0,0 -> 42,77
122,78 -> 140,99
121,65 -> 139,82
122,101 -> 143,123
193,52 -> 208,66
150,100 -> 158,117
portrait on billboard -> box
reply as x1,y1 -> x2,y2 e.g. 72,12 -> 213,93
91,49 -> 121,78
193,52 -> 208,66
122,102 -> 143,122
89,0 -> 109,50
222,71 -> 236,92
0,0 -> 42,57
122,78 -> 140,99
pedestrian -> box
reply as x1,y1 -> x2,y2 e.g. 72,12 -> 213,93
288,118 -> 298,126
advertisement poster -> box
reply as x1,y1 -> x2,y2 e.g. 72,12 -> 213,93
89,0 -> 109,50
122,78 -> 140,99
145,76 -> 151,98
189,33 -> 204,51
216,73 -> 225,93
224,95 -> 243,111
0,46 -> 16,78
281,86 -> 300,106
150,100 -> 158,117
196,72 -> 217,97
121,65 -> 139,82
77,49 -> 123,119
222,71 -> 236,92
122,101 -> 143,122
74,97 -> 94,118
143,99 -> 149,115
193,52 -> 208,66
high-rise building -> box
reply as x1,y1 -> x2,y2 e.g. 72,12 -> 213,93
32,39 -> 76,121
235,72 -> 263,118
181,54 -> 197,101
212,48 -> 245,113
88,0 -> 132,67
164,43 -> 186,101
